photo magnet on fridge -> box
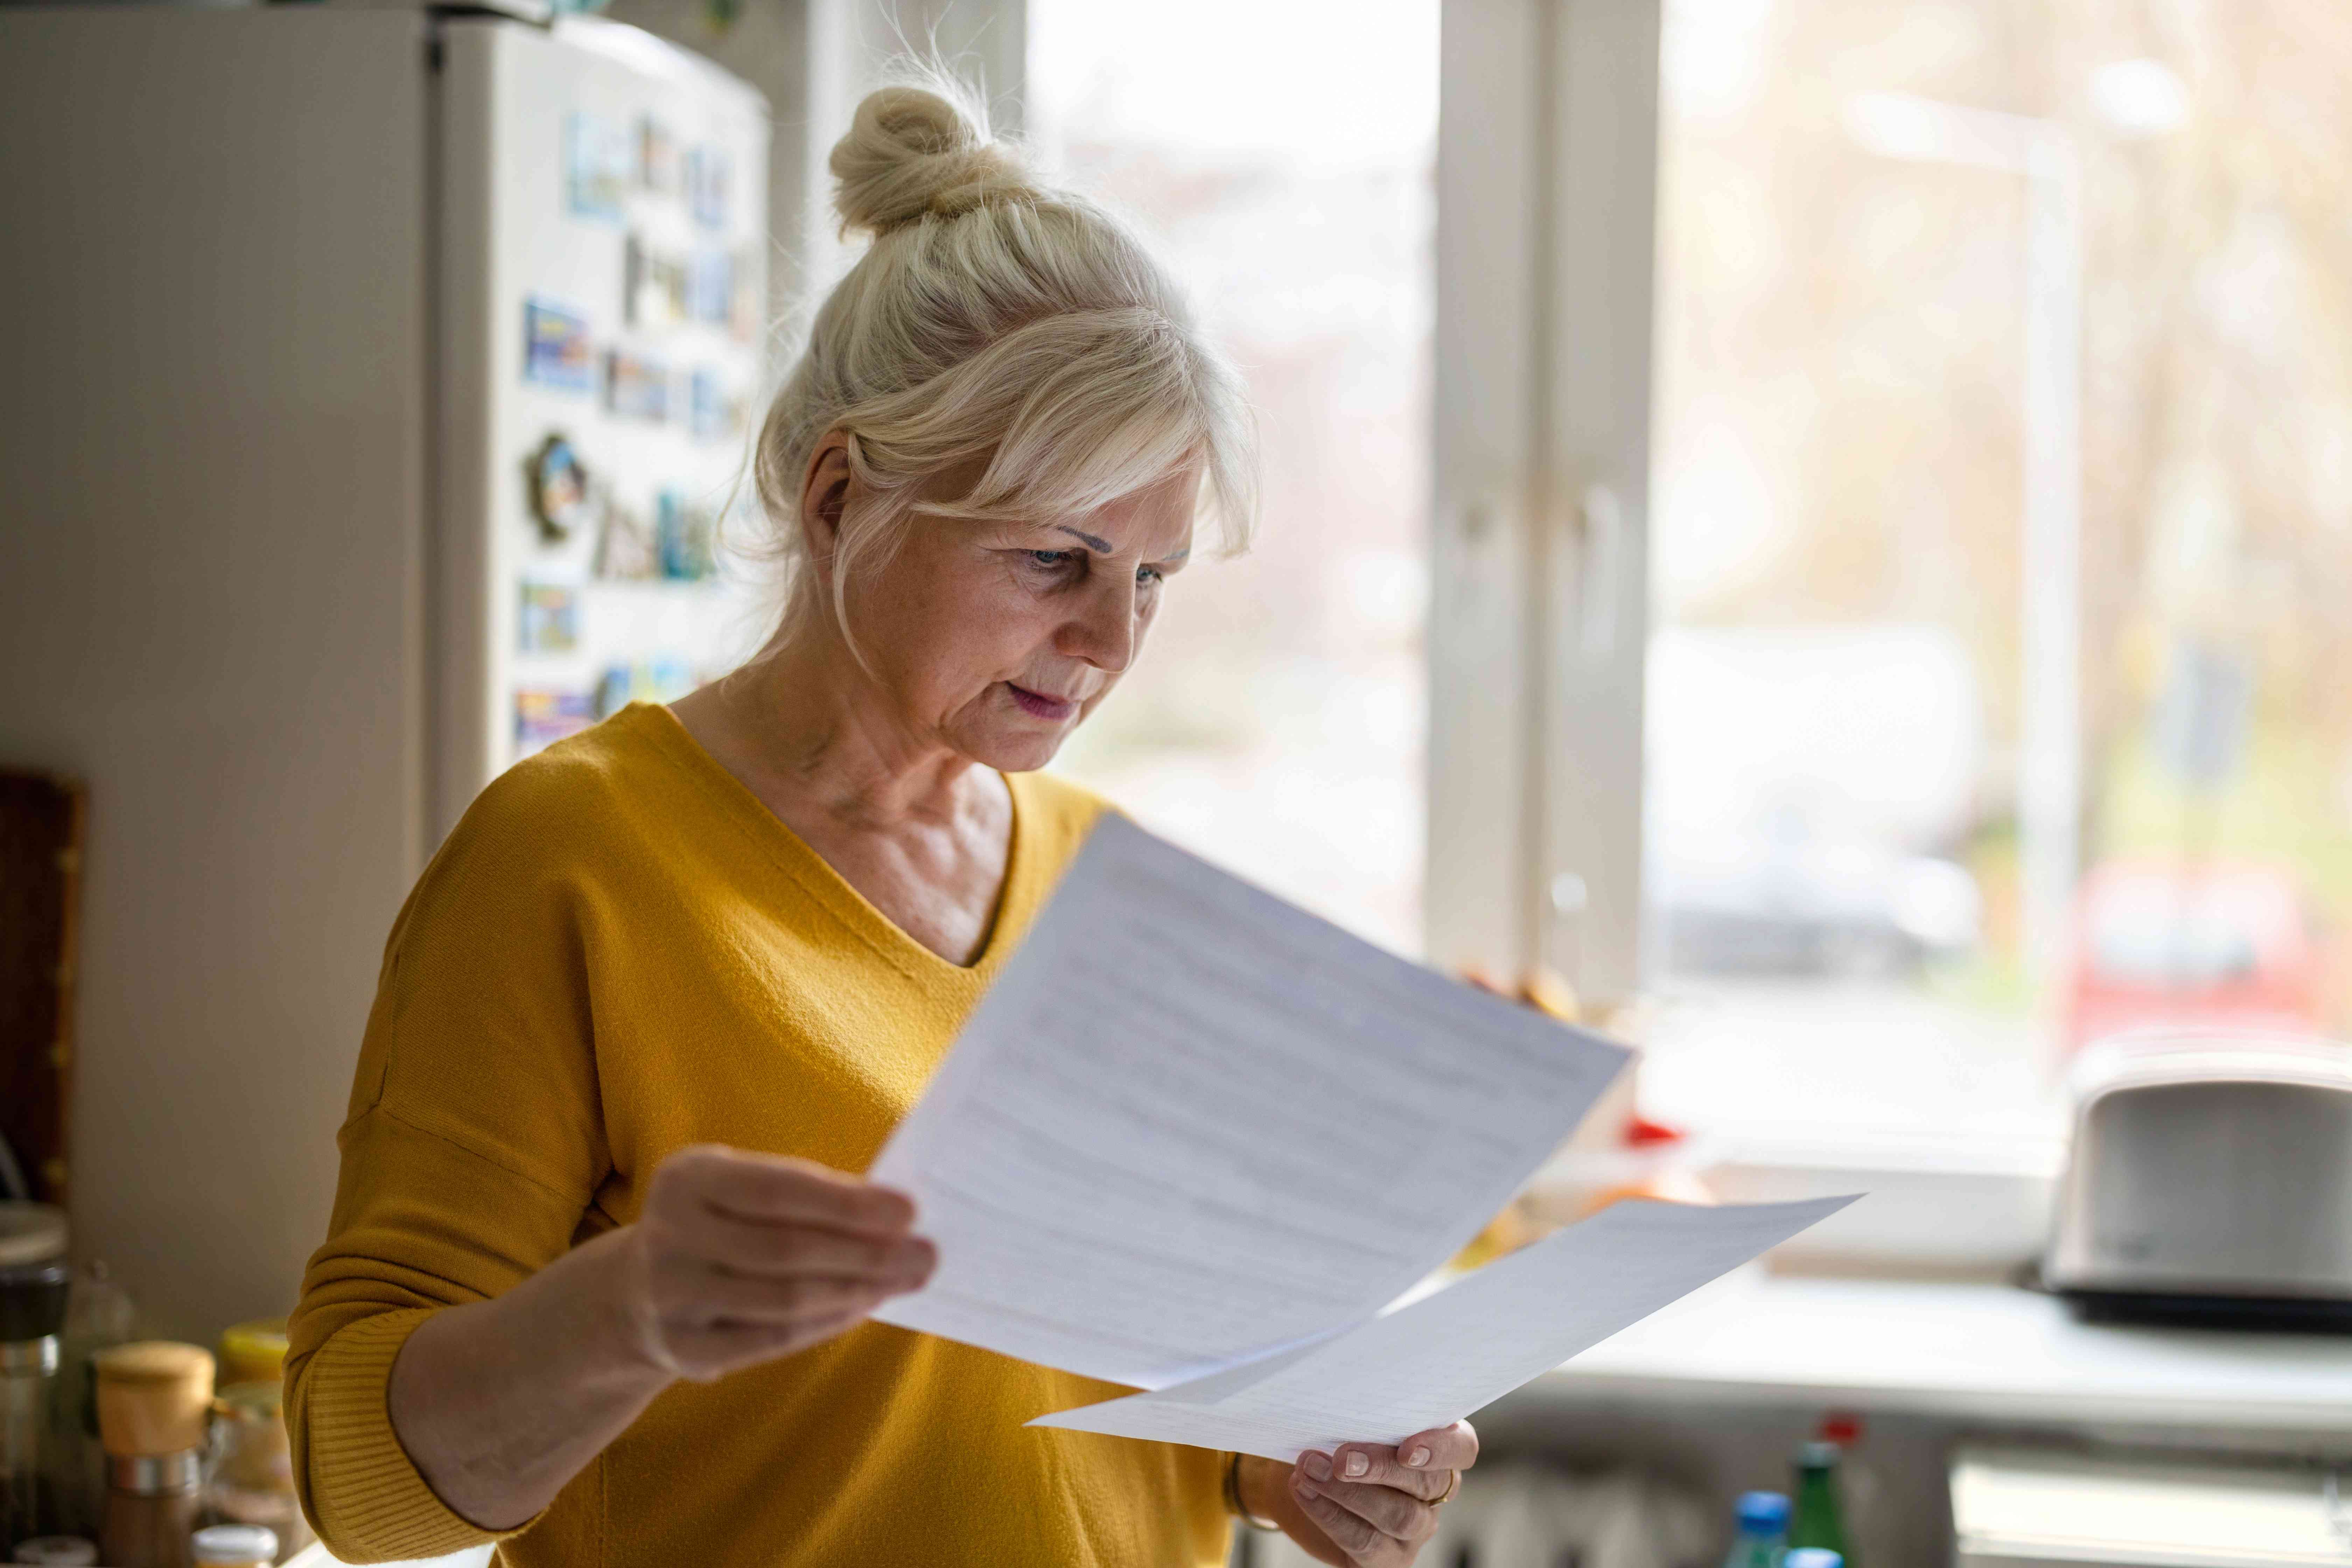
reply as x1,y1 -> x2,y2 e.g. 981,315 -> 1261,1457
515,688 -> 595,755
566,111 -> 631,223
604,349 -> 670,422
656,489 -> 718,581
625,234 -> 687,330
518,583 -> 580,654
524,433 -> 594,542
686,144 -> 730,230
730,245 -> 763,342
594,499 -> 659,581
687,370 -> 740,442
523,298 -> 595,393
638,115 -> 680,195
595,655 -> 695,720
687,250 -> 733,326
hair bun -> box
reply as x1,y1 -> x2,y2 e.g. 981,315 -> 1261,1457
830,81 -> 1032,236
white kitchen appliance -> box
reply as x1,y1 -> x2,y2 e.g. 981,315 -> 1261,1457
1952,1446 -> 2352,1568
0,4 -> 772,1337
2044,1031 -> 2352,1331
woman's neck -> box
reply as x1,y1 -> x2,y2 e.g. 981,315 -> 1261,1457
705,631 -> 984,832
671,631 -> 1017,966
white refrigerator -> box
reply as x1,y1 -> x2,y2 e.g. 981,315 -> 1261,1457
0,5 -> 774,1341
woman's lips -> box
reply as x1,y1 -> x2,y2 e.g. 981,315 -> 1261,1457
1006,683 -> 1079,722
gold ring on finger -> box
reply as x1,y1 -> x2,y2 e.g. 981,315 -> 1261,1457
1433,1471 -> 1461,1507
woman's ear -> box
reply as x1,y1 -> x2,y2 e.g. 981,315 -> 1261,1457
798,433 -> 853,565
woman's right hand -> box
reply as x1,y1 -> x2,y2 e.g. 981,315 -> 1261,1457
385,1143 -> 933,1531
617,1143 -> 937,1382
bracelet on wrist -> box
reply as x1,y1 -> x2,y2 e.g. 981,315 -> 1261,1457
1223,1452 -> 1281,1531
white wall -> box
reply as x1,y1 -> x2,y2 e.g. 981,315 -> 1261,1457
0,9 -> 434,1341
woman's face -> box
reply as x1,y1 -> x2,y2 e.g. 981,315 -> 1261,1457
818,452 -> 1197,773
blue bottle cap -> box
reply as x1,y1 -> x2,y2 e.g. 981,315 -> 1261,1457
1786,1550 -> 1844,1568
1735,1491 -> 1790,1531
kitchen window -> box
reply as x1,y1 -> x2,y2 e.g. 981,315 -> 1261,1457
1027,0 -> 1438,959
1012,0 -> 2352,1256
1430,0 -> 2352,1245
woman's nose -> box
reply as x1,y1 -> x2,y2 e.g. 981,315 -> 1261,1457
1058,576 -> 1139,672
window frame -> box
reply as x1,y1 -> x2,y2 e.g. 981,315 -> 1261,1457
1427,0 -> 1660,1011
1428,0 -> 2059,1266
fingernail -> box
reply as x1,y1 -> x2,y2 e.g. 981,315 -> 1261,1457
1292,1470 -> 1316,1496
1300,1451 -> 1332,1481
1406,1446 -> 1431,1468
1343,1452 -> 1368,1478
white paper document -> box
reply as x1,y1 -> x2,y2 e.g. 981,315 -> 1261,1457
1028,1195 -> 1857,1460
869,813 -> 1635,1389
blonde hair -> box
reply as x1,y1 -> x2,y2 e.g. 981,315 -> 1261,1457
750,71 -> 1256,651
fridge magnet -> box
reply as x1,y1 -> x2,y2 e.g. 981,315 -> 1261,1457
566,111 -> 631,223
604,349 -> 670,422
522,298 -> 594,393
686,145 -> 730,230
625,234 -> 687,329
687,250 -> 733,326
593,655 -> 696,719
645,653 -> 694,701
518,582 -> 580,654
594,663 -> 636,719
524,433 -> 593,542
594,497 -> 659,580
638,115 -> 680,195
687,370 -> 741,442
515,688 -> 595,755
656,488 -> 718,580
730,246 -> 763,342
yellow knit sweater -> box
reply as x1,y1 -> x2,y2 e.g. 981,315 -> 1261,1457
285,703 -> 1232,1567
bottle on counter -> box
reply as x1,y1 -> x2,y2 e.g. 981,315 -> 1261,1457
1786,1550 -> 1843,1568
208,1381 -> 306,1554
189,1525 -> 276,1568
1789,1440 -> 1851,1567
1,1203 -> 72,1548
210,1326 -> 285,1395
207,1314 -> 305,1553
1721,1490 -> 1790,1568
1815,1412 -> 1890,1565
50,1261 -> 138,1540
92,1342 -> 214,1568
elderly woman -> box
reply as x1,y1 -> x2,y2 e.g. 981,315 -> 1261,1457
286,78 -> 1475,1568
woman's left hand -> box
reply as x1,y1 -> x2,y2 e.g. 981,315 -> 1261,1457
1238,1421 -> 1478,1566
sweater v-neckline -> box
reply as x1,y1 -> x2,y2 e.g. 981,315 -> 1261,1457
633,702 -> 1033,985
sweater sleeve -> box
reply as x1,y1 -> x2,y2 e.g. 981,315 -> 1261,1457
285,764 -> 613,1562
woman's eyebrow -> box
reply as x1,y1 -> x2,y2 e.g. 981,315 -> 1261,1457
1051,524 -> 1189,565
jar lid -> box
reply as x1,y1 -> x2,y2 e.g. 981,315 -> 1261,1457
218,1316 -> 290,1373
10,1538 -> 99,1566
94,1339 -> 215,1384
0,1203 -> 67,1267
190,1525 -> 279,1563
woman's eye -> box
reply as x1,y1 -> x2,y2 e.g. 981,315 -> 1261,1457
1026,550 -> 1077,571
1136,564 -> 1163,587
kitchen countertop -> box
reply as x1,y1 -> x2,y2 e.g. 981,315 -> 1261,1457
1513,1272 -> 2352,1432
276,1278 -> 2352,1567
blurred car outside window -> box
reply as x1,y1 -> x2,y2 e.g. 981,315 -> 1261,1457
1640,0 -> 2352,1153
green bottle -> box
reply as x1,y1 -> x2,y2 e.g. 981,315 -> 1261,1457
1790,1440 -> 1852,1566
